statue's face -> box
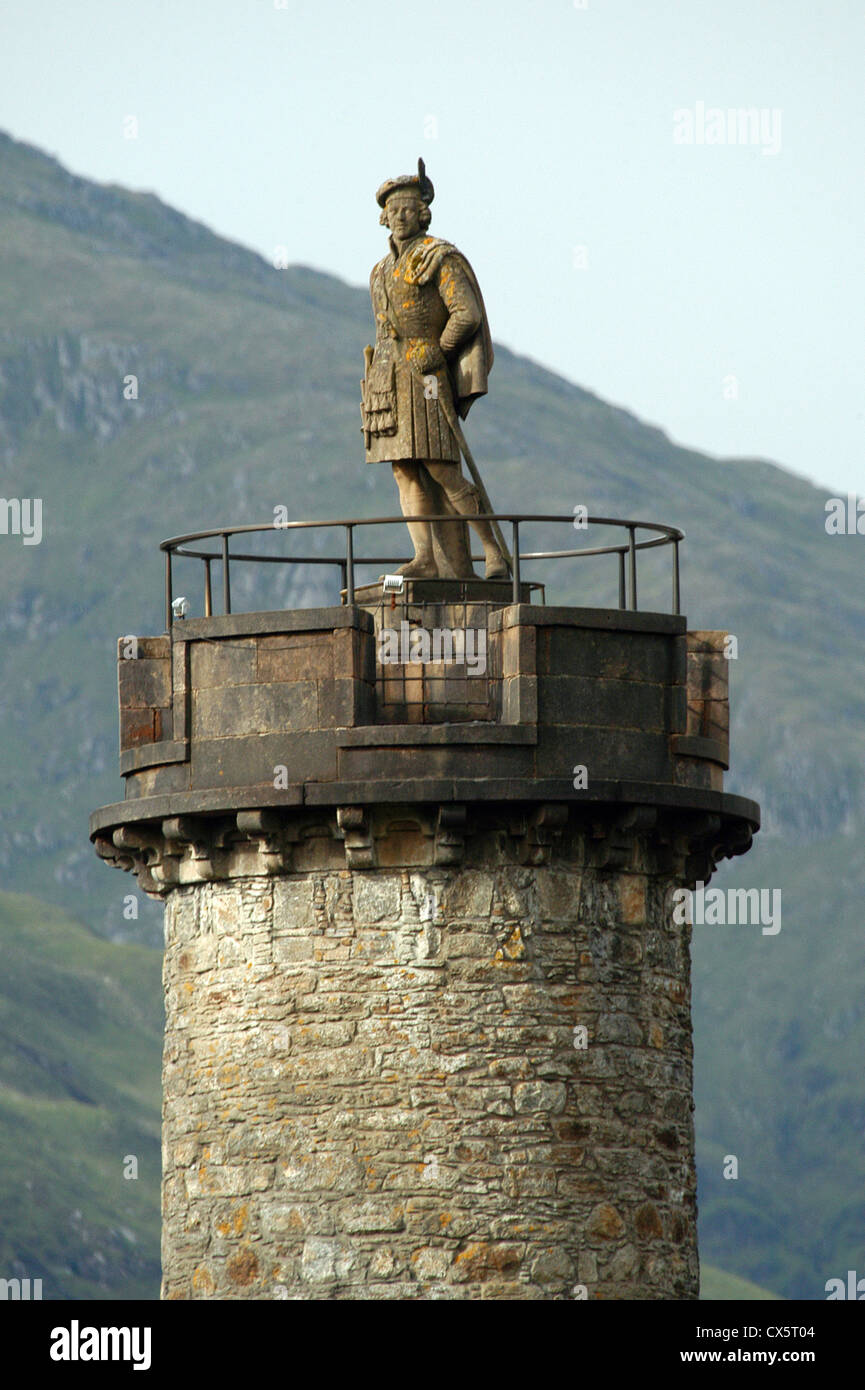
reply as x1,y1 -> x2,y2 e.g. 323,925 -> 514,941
385,192 -> 421,240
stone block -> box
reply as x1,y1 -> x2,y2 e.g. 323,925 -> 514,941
273,878 -> 316,930
189,730 -> 337,790
540,676 -> 665,730
545,628 -> 673,684
257,637 -> 333,683
193,681 -> 319,739
118,656 -> 171,710
513,1081 -> 567,1113
190,640 -> 257,690
119,707 -> 160,748
535,725 -> 670,782
353,875 -> 402,923
332,627 -> 375,682
319,678 -> 373,728
500,623 -> 536,678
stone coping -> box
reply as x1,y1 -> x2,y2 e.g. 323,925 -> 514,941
171,607 -> 374,641
167,604 -> 684,643
489,606 -> 687,634
119,739 -> 189,775
673,734 -> 729,768
90,782 -> 760,840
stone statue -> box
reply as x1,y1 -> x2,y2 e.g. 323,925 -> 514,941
361,160 -> 509,580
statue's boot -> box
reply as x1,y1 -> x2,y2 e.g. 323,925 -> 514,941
448,482 -> 509,579
396,519 -> 438,579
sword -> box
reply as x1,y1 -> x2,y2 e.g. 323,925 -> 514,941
436,386 -> 513,576
360,344 -> 374,450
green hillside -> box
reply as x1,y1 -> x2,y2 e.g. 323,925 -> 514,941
700,1265 -> 782,1301
0,128 -> 862,1299
0,891 -> 161,1300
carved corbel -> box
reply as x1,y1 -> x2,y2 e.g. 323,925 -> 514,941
337,806 -> 375,869
236,809 -> 288,874
109,825 -> 172,895
518,802 -> 568,865
434,804 -> 467,866
161,815 -> 216,881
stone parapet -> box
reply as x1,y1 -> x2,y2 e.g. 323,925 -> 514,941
104,603 -> 745,822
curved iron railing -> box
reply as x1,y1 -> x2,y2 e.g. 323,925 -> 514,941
160,514 -> 684,628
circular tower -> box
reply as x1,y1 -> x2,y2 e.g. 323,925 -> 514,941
91,523 -> 758,1300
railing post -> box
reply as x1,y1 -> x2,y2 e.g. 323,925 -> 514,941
204,559 -> 213,618
618,550 -> 626,610
222,533 -> 231,615
511,520 -> 520,606
627,526 -> 637,611
165,549 -> 173,632
345,525 -> 355,606
672,539 -> 681,616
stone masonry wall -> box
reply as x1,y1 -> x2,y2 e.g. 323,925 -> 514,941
161,835 -> 698,1300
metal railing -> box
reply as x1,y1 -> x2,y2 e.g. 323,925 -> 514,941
160,514 -> 683,628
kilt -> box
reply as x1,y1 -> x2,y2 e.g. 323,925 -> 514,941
363,348 -> 459,464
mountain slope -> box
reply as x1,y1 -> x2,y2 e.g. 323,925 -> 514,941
0,891 -> 161,1300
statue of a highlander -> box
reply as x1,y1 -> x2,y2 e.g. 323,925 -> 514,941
361,160 -> 509,580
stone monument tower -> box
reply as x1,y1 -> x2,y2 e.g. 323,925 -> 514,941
90,165 -> 758,1300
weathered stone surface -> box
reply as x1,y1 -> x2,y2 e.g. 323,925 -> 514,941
161,832 -> 699,1301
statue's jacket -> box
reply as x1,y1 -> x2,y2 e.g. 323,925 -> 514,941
362,234 -> 494,464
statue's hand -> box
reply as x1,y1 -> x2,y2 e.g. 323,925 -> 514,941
405,339 -> 446,375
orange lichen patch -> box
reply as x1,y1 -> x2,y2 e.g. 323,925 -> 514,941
649,1023 -> 664,1048
635,1204 -> 664,1239
501,928 -> 527,961
439,269 -> 457,306
226,1246 -> 259,1287
619,876 -> 646,925
192,1265 -> 215,1294
453,1242 -> 521,1280
217,1203 -> 249,1238
439,1213 -> 453,1228
586,1204 -> 625,1240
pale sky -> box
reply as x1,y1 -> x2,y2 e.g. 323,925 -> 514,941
1,0 -> 862,495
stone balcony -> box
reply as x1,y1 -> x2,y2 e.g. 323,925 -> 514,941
91,587 -> 758,895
